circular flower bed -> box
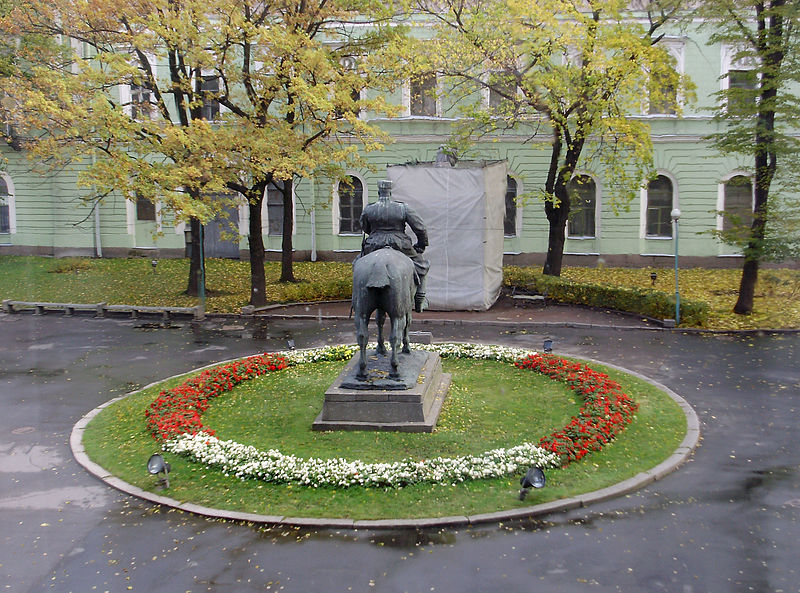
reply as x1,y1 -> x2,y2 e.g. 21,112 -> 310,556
145,343 -> 638,489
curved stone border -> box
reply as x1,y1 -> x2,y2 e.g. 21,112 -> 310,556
70,351 -> 700,529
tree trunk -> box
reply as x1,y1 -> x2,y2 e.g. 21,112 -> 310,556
248,196 -> 267,307
733,1 -> 782,315
186,216 -> 205,297
733,257 -> 759,314
279,177 -> 297,283
542,153 -> 576,276
542,186 -> 570,277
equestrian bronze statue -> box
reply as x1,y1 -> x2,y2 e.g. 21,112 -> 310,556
351,180 -> 430,380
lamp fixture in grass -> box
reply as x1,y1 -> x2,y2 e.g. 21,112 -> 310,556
147,453 -> 171,488
518,466 -> 546,500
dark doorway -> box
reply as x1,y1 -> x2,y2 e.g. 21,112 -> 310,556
204,203 -> 241,259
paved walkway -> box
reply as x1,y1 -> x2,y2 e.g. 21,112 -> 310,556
2,312 -> 799,593
257,294 -> 663,329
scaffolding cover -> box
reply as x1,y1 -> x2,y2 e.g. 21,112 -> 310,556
387,161 -> 506,311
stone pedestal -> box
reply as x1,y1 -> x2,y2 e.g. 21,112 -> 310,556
312,351 -> 451,433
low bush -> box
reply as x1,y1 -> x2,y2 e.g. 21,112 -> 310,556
48,257 -> 94,274
273,274 -> 352,302
504,266 -> 710,326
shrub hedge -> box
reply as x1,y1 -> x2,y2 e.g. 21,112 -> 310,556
503,266 -> 710,327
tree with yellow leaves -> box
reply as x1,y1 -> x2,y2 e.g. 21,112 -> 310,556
0,0 -> 404,304
411,0 -> 689,276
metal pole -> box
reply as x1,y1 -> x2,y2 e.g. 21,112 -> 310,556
199,222 -> 206,317
674,218 -> 680,326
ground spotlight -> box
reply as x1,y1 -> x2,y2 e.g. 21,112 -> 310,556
147,453 -> 171,488
287,338 -> 296,350
543,338 -> 553,354
650,271 -> 657,286
519,466 -> 546,500
151,259 -> 158,274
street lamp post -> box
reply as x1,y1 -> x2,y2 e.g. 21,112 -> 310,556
671,208 -> 681,326
198,223 -> 206,317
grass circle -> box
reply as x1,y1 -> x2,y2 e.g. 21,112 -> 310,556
82,346 -> 688,520
202,357 -> 578,462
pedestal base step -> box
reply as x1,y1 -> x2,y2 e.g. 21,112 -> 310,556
312,351 -> 451,433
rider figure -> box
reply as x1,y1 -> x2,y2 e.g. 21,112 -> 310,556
359,179 -> 430,312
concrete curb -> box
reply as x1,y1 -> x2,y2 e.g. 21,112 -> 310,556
244,311 -> 800,335
70,354 -> 701,530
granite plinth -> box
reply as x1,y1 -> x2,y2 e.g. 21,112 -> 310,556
312,351 -> 451,433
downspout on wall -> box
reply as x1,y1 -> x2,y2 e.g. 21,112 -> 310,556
310,177 -> 317,261
91,148 -> 102,257
94,203 -> 102,257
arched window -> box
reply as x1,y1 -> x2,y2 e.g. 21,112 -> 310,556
0,175 -> 12,234
723,175 -> 753,232
504,176 -> 518,237
338,175 -> 363,234
646,175 -> 674,238
567,175 -> 597,238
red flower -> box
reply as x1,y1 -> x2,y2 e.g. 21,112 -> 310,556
145,353 -> 288,441
516,353 -> 638,467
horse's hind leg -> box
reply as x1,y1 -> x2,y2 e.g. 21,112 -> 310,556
402,311 -> 411,354
375,309 -> 387,356
389,314 -> 404,378
355,314 -> 368,380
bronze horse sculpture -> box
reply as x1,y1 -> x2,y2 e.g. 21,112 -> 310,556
352,247 -> 416,380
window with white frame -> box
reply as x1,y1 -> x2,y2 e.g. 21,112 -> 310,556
118,53 -> 158,120
567,174 -> 597,238
266,180 -> 293,236
722,175 -> 754,232
727,70 -> 758,115
409,72 -> 437,117
337,175 -> 363,235
136,196 -> 157,222
336,56 -> 362,119
722,44 -> 758,116
130,84 -> 154,120
648,39 -> 684,115
486,70 -> 517,111
504,175 -> 519,237
645,175 -> 674,238
199,74 -> 220,121
267,183 -> 284,236
0,175 -> 11,233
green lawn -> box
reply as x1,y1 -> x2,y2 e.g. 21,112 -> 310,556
1,255 -> 798,329
82,355 -> 687,520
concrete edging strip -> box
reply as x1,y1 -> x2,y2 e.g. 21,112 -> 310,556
70,353 -> 701,530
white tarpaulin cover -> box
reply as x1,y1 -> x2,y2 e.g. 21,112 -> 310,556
387,161 -> 506,311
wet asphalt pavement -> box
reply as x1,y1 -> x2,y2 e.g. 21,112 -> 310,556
1,313 -> 799,593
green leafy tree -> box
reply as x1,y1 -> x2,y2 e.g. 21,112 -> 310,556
0,0 -> 403,304
411,0 -> 687,276
699,0 -> 800,314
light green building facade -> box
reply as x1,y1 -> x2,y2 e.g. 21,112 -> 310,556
0,23 -> 794,268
